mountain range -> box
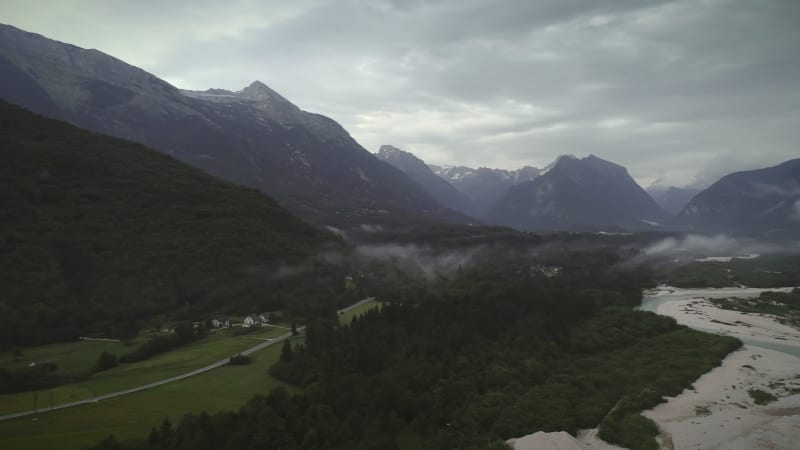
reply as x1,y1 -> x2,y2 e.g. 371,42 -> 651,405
388,146 -> 800,235
0,23 -> 463,229
428,163 -> 540,217
384,150 -> 672,231
2,23 -> 798,237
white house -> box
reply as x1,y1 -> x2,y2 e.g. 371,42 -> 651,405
211,315 -> 230,328
243,315 -> 257,327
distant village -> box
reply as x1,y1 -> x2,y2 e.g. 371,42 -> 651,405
208,312 -> 270,329
530,264 -> 562,278
206,274 -> 362,330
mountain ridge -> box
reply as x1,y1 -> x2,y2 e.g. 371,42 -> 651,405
674,158 -> 800,236
0,22 -> 464,229
376,145 -> 478,218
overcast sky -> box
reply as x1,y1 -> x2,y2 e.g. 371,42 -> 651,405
2,0 -> 798,186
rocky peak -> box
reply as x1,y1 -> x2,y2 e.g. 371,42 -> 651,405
541,154 -> 578,175
377,144 -> 404,157
377,145 -> 431,173
582,154 -> 627,175
513,165 -> 541,183
377,145 -> 412,164
239,80 -> 295,107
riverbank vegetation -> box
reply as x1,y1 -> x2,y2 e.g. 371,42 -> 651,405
711,288 -> 800,329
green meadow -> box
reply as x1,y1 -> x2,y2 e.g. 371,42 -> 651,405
0,337 -> 299,450
0,302 -> 378,450
338,299 -> 384,325
0,326 -> 288,415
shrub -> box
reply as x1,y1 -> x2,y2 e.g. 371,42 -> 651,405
694,405 -> 711,416
95,351 -> 118,371
228,354 -> 251,365
748,388 -> 777,405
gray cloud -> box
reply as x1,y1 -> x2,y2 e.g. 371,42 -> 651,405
2,0 -> 798,187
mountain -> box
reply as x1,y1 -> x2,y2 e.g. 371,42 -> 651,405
376,145 -> 477,218
674,159 -> 800,236
0,100 -> 337,346
489,155 -> 670,231
0,23 -> 461,229
429,164 -> 540,217
647,185 -> 701,215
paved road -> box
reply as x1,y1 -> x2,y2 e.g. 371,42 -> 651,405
0,297 -> 376,422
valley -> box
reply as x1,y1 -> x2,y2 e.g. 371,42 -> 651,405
1,7 -> 799,450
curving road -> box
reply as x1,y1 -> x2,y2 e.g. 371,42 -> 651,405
0,298 -> 375,422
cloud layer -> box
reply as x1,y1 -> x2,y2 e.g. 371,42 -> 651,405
2,0 -> 798,186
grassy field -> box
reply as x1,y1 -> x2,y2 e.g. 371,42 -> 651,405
338,299 -> 385,325
0,303 -> 375,450
2,338 -> 141,375
0,337 -> 300,450
0,325 -> 288,415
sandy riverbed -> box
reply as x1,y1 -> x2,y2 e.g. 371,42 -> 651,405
646,292 -> 800,352
641,286 -> 800,450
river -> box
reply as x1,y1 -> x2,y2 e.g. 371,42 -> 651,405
639,285 -> 800,450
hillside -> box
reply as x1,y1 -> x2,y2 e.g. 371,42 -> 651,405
0,101 -> 336,346
0,23 -> 462,229
674,158 -> 800,236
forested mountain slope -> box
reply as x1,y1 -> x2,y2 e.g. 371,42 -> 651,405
0,101 -> 336,346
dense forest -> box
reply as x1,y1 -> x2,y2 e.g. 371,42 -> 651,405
0,101 -> 342,348
90,250 -> 740,450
